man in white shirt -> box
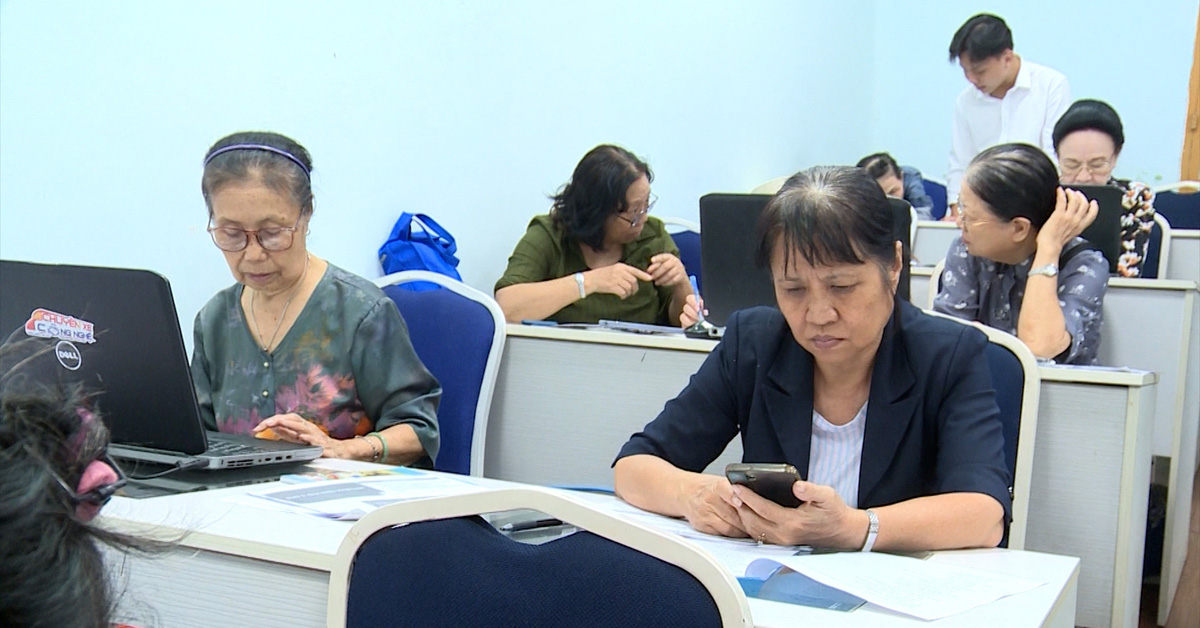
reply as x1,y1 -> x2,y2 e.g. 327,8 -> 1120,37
945,13 -> 1070,221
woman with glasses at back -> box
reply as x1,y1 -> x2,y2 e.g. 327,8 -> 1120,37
194,132 -> 440,466
1053,99 -> 1157,278
495,144 -> 692,325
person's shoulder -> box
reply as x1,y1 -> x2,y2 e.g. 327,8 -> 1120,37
195,282 -> 241,322
1024,59 -> 1068,84
900,164 -> 923,178
725,307 -> 790,349
322,263 -> 391,305
1063,237 -> 1109,273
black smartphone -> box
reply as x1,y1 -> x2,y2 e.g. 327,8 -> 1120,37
725,463 -> 803,508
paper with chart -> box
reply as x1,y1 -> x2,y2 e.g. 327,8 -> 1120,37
746,551 -> 1046,620
250,472 -> 487,520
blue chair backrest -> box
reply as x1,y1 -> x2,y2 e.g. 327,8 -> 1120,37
346,516 -> 722,628
380,283 -> 496,475
923,178 -> 948,220
671,229 -> 702,294
1156,190 -> 1200,230
1143,219 -> 1164,278
982,340 -> 1024,548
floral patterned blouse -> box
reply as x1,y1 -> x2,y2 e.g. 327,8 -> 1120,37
191,264 -> 441,462
1113,178 -> 1156,278
933,236 -> 1109,365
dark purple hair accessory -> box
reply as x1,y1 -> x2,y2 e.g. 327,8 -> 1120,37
204,143 -> 310,178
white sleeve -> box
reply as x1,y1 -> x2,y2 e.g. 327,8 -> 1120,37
947,96 -> 973,204
1041,76 -> 1072,158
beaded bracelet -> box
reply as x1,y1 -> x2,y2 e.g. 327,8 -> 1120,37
357,434 -> 381,462
368,431 -> 389,463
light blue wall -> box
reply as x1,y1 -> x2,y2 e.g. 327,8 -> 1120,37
869,1 -> 1199,186
1,1 -> 1196,348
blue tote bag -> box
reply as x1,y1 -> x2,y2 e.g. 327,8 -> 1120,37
378,213 -> 462,291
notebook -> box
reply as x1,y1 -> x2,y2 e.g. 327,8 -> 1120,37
698,193 -> 912,327
0,260 -> 322,470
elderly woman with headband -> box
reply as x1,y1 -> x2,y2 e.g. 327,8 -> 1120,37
192,131 -> 440,466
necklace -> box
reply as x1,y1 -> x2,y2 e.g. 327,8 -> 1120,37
249,254 -> 310,353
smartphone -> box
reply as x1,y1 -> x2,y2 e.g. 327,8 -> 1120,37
725,463 -> 803,508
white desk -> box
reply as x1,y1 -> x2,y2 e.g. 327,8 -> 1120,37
102,462 -> 1079,628
1165,229 -> 1198,283
487,325 -> 1156,627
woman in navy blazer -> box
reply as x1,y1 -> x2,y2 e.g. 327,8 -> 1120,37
614,166 -> 1010,551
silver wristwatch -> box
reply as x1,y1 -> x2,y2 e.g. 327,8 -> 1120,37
1029,263 -> 1059,277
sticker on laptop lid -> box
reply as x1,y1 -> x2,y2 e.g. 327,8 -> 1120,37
24,308 -> 97,344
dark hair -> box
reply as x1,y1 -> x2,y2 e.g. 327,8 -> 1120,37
201,131 -> 314,219
855,153 -> 902,180
949,14 -> 1013,62
0,341 -> 164,628
1052,99 -> 1125,154
550,145 -> 652,251
755,166 -> 897,278
964,143 -> 1058,229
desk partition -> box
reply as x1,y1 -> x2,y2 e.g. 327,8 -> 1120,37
486,325 -> 1155,627
912,221 -> 959,266
1166,230 -> 1199,283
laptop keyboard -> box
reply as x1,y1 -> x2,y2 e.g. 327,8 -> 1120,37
206,437 -> 269,456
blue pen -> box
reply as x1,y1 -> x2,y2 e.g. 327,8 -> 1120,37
521,319 -> 558,327
688,275 -> 707,324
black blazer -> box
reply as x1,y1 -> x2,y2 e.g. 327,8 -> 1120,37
617,301 -> 1012,521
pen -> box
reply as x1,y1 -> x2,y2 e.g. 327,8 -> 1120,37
688,275 -> 707,324
499,517 -> 566,533
521,319 -> 559,327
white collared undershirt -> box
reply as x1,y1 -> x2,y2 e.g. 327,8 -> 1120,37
808,401 -> 868,509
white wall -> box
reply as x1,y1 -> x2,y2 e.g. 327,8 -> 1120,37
869,0 -> 1199,187
1,1 -> 1196,348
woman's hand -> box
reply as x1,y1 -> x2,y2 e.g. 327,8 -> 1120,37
679,293 -> 708,328
730,480 -> 867,548
252,413 -> 348,458
584,264 -> 652,299
681,475 -> 750,538
1037,187 -> 1099,253
647,253 -> 688,289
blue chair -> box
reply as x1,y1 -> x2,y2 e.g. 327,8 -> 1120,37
327,487 -> 752,628
1142,214 -> 1173,279
375,271 -> 505,476
923,177 -> 949,220
925,313 -> 1040,549
661,217 -> 702,294
1153,183 -> 1200,230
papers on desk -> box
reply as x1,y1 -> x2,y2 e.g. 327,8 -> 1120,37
581,496 -> 1046,620
249,471 -> 486,521
747,552 -> 1045,621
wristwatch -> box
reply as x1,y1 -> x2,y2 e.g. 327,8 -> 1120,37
861,509 -> 879,552
1029,263 -> 1059,278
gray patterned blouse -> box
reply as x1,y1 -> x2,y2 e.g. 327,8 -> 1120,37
932,236 -> 1108,365
191,263 -> 441,462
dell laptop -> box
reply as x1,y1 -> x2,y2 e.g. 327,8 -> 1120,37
0,260 -> 322,469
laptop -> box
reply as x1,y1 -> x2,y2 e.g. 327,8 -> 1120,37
698,193 -> 912,327
0,260 -> 322,470
1064,184 -> 1123,275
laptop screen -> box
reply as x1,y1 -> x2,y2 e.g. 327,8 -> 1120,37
0,260 -> 208,456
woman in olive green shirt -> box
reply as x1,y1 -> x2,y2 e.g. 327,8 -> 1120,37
495,145 -> 691,325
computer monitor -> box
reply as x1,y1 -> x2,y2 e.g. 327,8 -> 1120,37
698,193 -> 912,327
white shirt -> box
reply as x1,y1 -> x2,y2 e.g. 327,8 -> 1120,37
946,58 -> 1071,203
808,402 -> 868,509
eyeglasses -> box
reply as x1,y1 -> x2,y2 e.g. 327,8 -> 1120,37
208,215 -> 304,252
619,193 -> 658,227
50,452 -> 127,508
1059,157 -> 1113,177
957,206 -> 1003,230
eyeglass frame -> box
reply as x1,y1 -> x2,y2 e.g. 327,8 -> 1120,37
617,193 -> 658,228
1059,156 -> 1114,177
50,451 -> 128,507
207,214 -> 306,252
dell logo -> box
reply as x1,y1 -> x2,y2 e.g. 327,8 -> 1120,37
55,341 -> 82,370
